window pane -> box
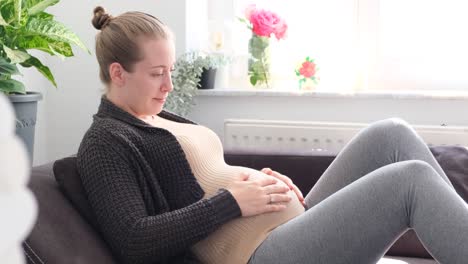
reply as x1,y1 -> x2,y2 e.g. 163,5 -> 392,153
229,0 -> 358,90
377,0 -> 468,91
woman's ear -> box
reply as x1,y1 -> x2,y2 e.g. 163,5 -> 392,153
109,62 -> 125,86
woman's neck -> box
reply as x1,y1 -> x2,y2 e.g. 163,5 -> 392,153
105,92 -> 155,122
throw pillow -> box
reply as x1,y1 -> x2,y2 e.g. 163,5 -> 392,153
53,156 -> 100,231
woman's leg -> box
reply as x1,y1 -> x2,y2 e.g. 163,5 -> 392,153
306,118 -> 453,208
249,160 -> 468,264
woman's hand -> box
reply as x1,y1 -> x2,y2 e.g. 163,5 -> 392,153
226,172 -> 292,217
261,168 -> 306,206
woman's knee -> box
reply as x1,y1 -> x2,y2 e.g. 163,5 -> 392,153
393,160 -> 438,183
364,118 -> 418,144
370,118 -> 412,134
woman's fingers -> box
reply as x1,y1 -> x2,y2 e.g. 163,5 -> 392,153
257,175 -> 278,186
263,183 -> 289,195
265,203 -> 288,212
261,168 -> 305,204
262,168 -> 291,185
268,193 -> 292,203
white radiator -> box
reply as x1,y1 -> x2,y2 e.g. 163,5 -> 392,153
224,119 -> 468,156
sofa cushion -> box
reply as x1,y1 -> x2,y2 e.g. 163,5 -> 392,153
430,146 -> 468,202
26,163 -> 116,264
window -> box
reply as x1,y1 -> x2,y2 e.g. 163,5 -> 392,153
376,0 -> 468,91
205,0 -> 468,93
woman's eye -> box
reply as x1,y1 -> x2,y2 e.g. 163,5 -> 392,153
151,72 -> 164,77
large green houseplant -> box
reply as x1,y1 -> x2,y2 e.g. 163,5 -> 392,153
0,0 -> 87,163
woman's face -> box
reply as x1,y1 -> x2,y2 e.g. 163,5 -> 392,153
120,37 -> 175,118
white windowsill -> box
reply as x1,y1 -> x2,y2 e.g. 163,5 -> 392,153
197,89 -> 468,100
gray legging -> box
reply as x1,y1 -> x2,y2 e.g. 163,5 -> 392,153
248,118 -> 468,264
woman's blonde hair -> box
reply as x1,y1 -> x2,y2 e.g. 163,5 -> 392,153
91,6 -> 173,84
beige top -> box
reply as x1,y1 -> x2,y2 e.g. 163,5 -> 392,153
153,116 -> 305,264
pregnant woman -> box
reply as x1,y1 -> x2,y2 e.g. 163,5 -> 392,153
77,7 -> 468,264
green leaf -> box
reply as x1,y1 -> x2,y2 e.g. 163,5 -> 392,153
250,75 -> 257,85
3,45 -> 30,63
22,55 -> 56,87
49,41 -> 73,58
25,0 -> 59,16
0,1 -> 16,24
15,35 -> 53,54
24,17 -> 88,52
15,35 -> 73,57
0,56 -> 19,75
14,0 -> 22,25
0,78 -> 25,94
0,10 -> 8,26
35,11 -> 54,20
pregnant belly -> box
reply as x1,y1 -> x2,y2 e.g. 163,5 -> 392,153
191,164 -> 305,264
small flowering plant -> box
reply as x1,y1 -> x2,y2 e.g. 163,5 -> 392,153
295,57 -> 319,90
239,5 -> 287,87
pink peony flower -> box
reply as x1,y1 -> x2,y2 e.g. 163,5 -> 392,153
274,20 -> 288,40
244,4 -> 256,21
247,7 -> 287,40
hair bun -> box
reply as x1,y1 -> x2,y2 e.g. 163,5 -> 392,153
92,6 -> 112,30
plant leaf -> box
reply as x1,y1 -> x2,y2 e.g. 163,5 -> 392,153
3,45 -> 30,63
0,10 -> 8,26
15,35 -> 52,54
0,78 -> 26,94
49,41 -> 73,58
25,0 -> 60,16
35,11 -> 53,20
14,0 -> 22,26
0,56 -> 19,76
21,55 -> 56,87
0,0 -> 16,24
15,35 -> 73,57
24,17 -> 88,52
250,75 -> 258,85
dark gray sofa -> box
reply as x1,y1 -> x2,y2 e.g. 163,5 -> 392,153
23,146 -> 468,264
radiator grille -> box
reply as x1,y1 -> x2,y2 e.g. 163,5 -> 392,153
224,119 -> 468,156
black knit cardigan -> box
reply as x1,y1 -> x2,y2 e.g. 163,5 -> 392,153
77,97 -> 241,264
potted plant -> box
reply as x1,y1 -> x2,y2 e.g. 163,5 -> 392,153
0,0 -> 88,163
165,51 -> 228,117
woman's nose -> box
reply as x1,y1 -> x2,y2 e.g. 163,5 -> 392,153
162,73 -> 173,92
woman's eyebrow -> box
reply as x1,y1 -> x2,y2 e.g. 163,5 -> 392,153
149,65 -> 166,69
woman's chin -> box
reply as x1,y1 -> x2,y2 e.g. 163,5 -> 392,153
150,102 -> 164,114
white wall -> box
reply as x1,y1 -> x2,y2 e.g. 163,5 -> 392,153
187,94 -> 468,144
33,0 -> 188,165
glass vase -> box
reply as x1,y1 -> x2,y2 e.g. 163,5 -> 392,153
248,34 -> 271,88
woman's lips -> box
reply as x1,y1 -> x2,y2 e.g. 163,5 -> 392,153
154,98 -> 166,103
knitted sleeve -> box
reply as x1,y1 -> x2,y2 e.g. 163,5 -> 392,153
77,135 -> 240,264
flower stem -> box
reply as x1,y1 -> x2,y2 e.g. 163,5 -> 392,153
259,51 -> 270,88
